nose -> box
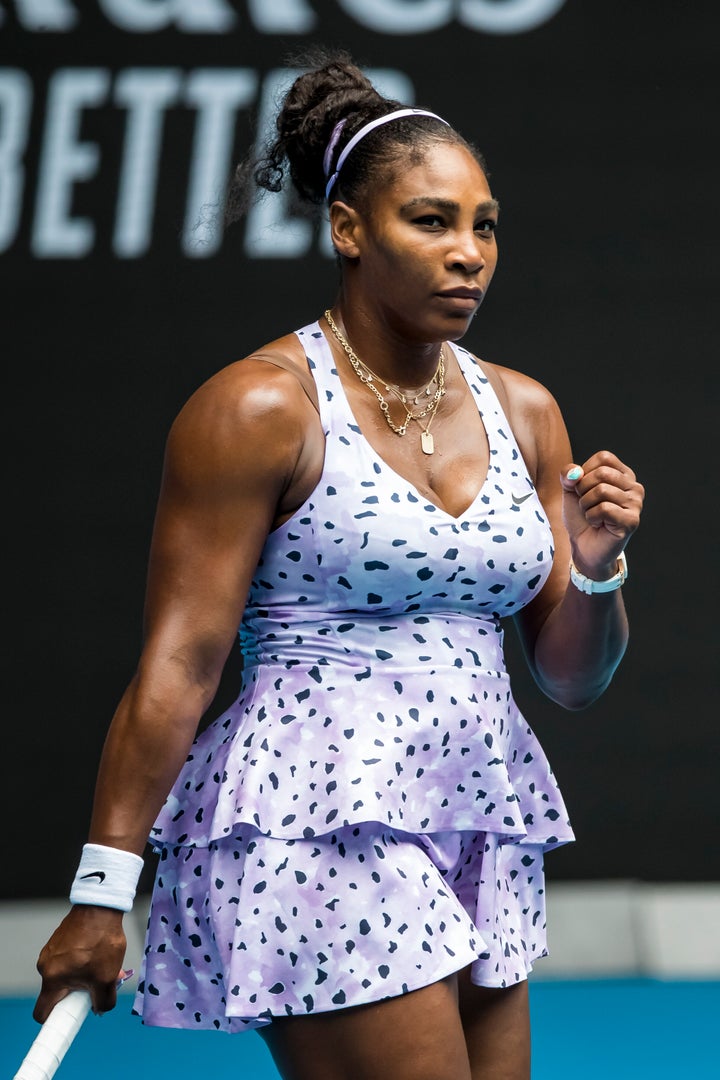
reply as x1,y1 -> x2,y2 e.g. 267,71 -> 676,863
447,231 -> 486,275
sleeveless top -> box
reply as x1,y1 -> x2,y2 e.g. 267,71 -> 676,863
150,322 -> 574,852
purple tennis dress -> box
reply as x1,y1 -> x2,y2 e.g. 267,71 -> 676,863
133,322 -> 574,1032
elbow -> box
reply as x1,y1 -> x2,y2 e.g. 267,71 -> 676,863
535,671 -> 615,712
530,637 -> 628,712
550,688 -> 606,712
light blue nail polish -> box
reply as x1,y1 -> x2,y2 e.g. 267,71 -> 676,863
566,466 -> 583,481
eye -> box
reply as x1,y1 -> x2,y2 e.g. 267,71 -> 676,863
414,214 -> 445,228
475,219 -> 497,235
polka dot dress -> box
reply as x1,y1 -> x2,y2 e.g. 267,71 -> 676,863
133,322 -> 574,1032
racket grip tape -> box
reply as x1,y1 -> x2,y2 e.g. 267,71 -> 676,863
13,990 -> 92,1080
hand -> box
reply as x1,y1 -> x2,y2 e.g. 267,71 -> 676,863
33,905 -> 127,1022
560,450 -> 644,580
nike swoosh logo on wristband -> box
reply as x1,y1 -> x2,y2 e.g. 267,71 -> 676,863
80,871 -> 106,883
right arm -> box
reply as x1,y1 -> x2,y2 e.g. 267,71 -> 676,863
34,354 -> 320,1021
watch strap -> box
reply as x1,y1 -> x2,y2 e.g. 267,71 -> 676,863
569,551 -> 628,594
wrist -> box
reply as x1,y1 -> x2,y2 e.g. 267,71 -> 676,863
70,843 -> 144,913
67,902 -> 126,935
569,551 -> 628,595
568,548 -> 616,580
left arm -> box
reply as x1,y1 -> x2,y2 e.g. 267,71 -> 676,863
491,367 -> 644,710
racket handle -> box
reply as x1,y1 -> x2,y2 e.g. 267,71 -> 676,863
14,991 -> 91,1080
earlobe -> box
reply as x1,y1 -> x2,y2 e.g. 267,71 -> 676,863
329,201 -> 362,259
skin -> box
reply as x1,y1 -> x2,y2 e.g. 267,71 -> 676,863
34,141 -> 643,1078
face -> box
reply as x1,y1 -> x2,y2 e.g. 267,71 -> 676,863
334,141 -> 499,343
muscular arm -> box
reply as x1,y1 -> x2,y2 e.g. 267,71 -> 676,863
489,366 -> 643,710
91,358 -> 319,851
34,352 -> 322,1020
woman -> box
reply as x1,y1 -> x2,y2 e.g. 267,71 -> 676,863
34,54 -> 643,1079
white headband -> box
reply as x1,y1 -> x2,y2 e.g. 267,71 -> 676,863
323,108 -> 450,201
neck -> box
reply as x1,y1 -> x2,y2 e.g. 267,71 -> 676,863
326,301 -> 443,390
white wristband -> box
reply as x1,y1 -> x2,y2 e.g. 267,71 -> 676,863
569,551 -> 628,595
70,843 -> 144,912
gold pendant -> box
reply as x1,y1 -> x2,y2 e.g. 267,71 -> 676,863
421,430 -> 434,455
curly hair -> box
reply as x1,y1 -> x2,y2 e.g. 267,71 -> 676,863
225,47 -> 486,225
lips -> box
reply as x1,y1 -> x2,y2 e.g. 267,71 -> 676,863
436,288 -> 483,313
437,288 -> 483,300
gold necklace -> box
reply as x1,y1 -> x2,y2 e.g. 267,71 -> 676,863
325,309 -> 444,421
380,374 -> 442,420
324,309 -> 446,454
413,397 -> 442,456
343,345 -> 441,410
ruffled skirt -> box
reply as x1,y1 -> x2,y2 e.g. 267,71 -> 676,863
133,823 -> 547,1032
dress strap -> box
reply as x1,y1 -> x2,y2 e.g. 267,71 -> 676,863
251,351 -> 320,416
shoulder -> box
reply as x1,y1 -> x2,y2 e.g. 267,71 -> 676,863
461,350 -> 568,481
480,357 -> 561,419
165,333 -> 317,488
176,334 -> 312,433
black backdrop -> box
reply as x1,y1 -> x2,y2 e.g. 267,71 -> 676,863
2,0 -> 716,898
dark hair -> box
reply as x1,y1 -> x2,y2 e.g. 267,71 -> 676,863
225,48 -> 487,225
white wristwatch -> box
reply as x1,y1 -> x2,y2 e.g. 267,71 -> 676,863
569,551 -> 628,594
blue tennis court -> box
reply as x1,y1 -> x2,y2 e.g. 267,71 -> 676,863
3,979 -> 718,1078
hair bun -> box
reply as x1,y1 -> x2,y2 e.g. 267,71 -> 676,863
225,49 -> 472,224
270,51 -> 392,204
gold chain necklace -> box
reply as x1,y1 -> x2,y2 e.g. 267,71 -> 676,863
411,399 -> 442,456
376,372 -> 442,420
324,309 -> 446,454
325,309 -> 444,420
339,339 -> 441,412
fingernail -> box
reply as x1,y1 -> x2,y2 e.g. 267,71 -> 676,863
566,466 -> 583,481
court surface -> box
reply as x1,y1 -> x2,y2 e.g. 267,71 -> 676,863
3,979 -> 718,1078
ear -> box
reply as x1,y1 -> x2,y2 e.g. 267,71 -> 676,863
329,201 -> 363,259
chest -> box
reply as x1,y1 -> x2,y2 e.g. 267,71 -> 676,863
338,363 -> 491,520
252,392 -> 554,622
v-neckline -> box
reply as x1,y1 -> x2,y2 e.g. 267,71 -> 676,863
318,327 -> 493,523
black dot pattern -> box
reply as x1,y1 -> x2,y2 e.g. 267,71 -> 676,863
137,322 -> 574,1032
133,825 -> 547,1032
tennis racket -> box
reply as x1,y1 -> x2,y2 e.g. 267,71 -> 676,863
13,971 -> 133,1080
